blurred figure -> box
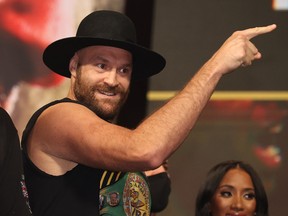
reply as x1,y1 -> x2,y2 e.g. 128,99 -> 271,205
0,0 -> 77,133
0,107 -> 32,215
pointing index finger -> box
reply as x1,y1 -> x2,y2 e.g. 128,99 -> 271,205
243,24 -> 277,40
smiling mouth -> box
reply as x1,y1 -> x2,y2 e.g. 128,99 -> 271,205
98,90 -> 117,97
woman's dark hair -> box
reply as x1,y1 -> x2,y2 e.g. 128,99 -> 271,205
195,160 -> 269,216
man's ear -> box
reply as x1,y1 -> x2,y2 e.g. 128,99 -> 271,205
69,53 -> 79,77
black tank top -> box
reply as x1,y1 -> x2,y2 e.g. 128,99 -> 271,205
21,98 -> 152,216
21,98 -> 122,216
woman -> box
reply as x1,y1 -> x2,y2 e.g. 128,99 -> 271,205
195,160 -> 268,216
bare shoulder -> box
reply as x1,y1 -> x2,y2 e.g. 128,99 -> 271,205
36,101 -> 103,133
32,101 -> 105,148
26,102 -> 96,174
27,101 -> 117,173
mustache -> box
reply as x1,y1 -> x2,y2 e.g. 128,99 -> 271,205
94,83 -> 123,94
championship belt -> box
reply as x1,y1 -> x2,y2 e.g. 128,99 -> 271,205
99,172 -> 151,216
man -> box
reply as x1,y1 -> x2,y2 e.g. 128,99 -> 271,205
21,10 -> 276,216
0,107 -> 32,216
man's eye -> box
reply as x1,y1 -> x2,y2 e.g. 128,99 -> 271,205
119,67 -> 131,74
96,63 -> 106,69
220,191 -> 232,198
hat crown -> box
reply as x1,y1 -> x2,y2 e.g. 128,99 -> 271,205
76,10 -> 137,44
43,10 -> 165,80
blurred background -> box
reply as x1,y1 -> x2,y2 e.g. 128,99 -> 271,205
1,0 -> 287,215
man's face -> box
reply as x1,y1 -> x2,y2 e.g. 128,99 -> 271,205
210,168 -> 256,216
72,45 -> 132,121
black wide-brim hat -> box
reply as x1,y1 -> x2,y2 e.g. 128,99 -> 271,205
43,10 -> 166,80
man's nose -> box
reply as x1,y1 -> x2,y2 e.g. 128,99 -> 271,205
104,70 -> 119,87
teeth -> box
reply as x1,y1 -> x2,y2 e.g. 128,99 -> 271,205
99,90 -> 115,96
104,92 -> 115,96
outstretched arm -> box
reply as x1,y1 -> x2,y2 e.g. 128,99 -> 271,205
29,24 -> 277,173
131,24 -> 277,166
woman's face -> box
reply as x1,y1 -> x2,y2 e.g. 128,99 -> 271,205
210,168 -> 256,216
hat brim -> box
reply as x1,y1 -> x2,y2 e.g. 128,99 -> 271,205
43,37 -> 166,81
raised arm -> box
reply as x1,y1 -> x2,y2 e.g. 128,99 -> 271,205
28,24 -> 276,173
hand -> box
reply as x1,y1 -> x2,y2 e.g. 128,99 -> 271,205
144,164 -> 167,176
210,24 -> 277,74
